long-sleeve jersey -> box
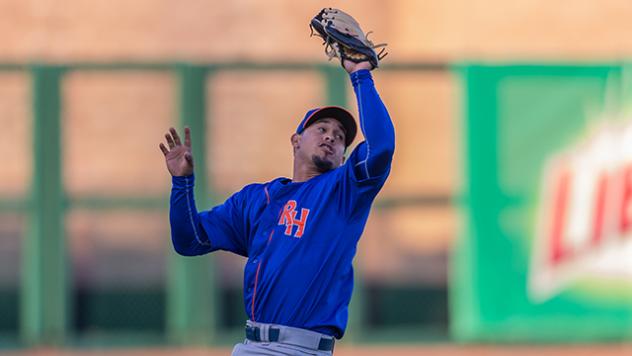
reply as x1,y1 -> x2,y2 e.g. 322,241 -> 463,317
169,69 -> 395,339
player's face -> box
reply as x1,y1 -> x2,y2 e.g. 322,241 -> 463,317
295,118 -> 347,173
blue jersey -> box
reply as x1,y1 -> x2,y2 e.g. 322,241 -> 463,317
169,69 -> 395,339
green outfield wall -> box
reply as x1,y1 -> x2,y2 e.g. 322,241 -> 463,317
0,62 -> 450,347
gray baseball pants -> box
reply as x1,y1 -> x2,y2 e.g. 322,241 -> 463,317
231,320 -> 335,356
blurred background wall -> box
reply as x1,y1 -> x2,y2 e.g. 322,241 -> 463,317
3,0 -> 632,348
4,0 -> 632,60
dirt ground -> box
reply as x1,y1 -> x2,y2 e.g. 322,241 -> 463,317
4,345 -> 632,356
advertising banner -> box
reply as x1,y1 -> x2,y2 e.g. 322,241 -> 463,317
452,64 -> 632,341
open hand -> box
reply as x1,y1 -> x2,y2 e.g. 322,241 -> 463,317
159,127 -> 194,177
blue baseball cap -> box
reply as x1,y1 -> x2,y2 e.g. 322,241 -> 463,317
296,106 -> 357,147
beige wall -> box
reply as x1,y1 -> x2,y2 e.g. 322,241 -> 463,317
2,0 -> 632,61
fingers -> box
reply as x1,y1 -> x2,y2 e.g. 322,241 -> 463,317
159,143 -> 169,156
184,127 -> 191,148
163,127 -> 190,152
165,132 -> 176,149
170,127 -> 182,145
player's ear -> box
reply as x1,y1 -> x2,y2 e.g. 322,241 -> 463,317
291,133 -> 301,153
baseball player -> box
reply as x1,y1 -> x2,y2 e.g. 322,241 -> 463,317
159,9 -> 393,355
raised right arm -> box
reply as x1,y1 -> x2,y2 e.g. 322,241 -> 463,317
161,126 -> 249,256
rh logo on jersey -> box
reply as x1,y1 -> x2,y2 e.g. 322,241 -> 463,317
278,200 -> 310,238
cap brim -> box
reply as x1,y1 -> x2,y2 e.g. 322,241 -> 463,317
301,106 -> 357,147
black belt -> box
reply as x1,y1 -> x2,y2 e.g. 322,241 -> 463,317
245,325 -> 335,352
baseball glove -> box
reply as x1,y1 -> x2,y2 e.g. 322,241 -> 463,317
310,8 -> 387,69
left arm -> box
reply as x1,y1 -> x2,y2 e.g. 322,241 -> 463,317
346,62 -> 395,180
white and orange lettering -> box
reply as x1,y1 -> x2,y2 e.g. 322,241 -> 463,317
550,169 -> 571,265
279,201 -> 298,235
278,200 -> 311,238
620,165 -> 632,236
293,209 -> 310,238
591,172 -> 609,246
530,118 -> 632,302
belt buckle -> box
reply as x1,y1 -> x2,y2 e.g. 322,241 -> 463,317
318,337 -> 335,351
245,325 -> 261,341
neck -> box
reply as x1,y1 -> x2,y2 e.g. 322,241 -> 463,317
292,158 -> 321,183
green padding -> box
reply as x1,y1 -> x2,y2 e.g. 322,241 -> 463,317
218,285 -> 449,333
74,290 -> 165,332
0,290 -> 18,331
365,285 -> 448,328
219,287 -> 247,329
